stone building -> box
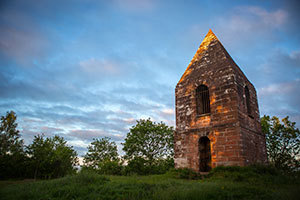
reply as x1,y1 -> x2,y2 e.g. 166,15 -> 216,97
174,29 -> 267,172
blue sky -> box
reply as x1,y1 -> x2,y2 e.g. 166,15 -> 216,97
1,0 -> 299,156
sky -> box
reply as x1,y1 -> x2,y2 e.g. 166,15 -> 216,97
1,0 -> 300,157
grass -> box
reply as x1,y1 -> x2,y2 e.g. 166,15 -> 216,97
0,166 -> 299,200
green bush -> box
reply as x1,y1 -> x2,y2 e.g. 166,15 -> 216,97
208,164 -> 288,183
124,157 -> 174,175
210,164 -> 279,175
124,157 -> 150,175
250,164 -> 279,175
81,160 -> 123,175
98,160 -> 123,175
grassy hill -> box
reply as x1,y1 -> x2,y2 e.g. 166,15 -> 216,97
0,166 -> 299,200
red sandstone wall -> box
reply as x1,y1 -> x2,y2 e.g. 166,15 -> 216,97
175,38 -> 267,171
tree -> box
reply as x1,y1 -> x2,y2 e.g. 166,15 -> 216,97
261,115 -> 300,171
0,111 -> 23,156
27,134 -> 78,179
0,111 -> 26,179
123,118 -> 174,174
83,137 -> 119,169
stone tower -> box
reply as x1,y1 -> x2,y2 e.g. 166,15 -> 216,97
174,29 -> 267,172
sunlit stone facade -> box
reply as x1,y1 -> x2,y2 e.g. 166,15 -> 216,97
174,29 -> 267,172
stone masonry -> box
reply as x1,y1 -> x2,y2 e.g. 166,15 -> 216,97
174,29 -> 267,172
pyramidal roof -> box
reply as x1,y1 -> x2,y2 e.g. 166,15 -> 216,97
178,29 -> 220,84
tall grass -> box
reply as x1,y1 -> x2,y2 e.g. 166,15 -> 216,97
0,165 -> 299,200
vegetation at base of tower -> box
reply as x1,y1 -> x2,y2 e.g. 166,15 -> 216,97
1,165 -> 299,200
122,118 -> 174,175
27,134 -> 78,179
261,115 -> 300,171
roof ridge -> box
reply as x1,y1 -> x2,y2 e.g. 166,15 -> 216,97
178,29 -> 219,84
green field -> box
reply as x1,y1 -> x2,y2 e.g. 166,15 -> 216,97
0,166 -> 299,200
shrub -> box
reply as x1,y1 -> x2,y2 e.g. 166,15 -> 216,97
124,157 -> 174,175
208,164 -> 286,183
166,168 -> 200,179
124,157 -> 150,175
98,160 -> 123,175
250,164 -> 279,175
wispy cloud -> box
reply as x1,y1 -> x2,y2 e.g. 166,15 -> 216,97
214,6 -> 288,50
259,49 -> 300,84
0,11 -> 51,65
234,6 -> 287,29
112,0 -> 157,12
67,129 -> 124,141
79,58 -> 122,76
258,79 -> 300,126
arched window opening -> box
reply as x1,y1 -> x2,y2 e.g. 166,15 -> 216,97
245,86 -> 251,115
199,136 -> 211,172
196,85 -> 210,115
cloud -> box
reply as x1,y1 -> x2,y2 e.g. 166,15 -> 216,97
0,9 -> 53,65
161,108 -> 174,115
155,108 -> 175,127
213,6 -> 288,50
67,129 -> 124,141
4,0 -> 298,158
0,27 -> 49,65
228,6 -> 287,31
123,117 -> 136,124
258,79 -> 300,127
260,80 -> 298,96
257,49 -> 300,85
239,6 -> 286,28
282,0 -> 300,34
79,58 -> 122,76
66,140 -> 89,157
112,0 -> 157,12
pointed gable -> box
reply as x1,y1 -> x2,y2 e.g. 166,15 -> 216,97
178,29 -> 233,85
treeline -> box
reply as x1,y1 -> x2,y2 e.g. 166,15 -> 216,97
0,111 -> 174,179
82,118 -> 174,175
1,111 -> 299,180
0,111 -> 78,179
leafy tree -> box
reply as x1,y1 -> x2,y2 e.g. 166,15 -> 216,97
0,111 -> 23,156
261,115 -> 300,171
27,134 -> 78,179
123,118 -> 174,174
83,137 -> 119,169
0,111 -> 27,179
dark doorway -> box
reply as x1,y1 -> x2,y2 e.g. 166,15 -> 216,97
199,136 -> 211,172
